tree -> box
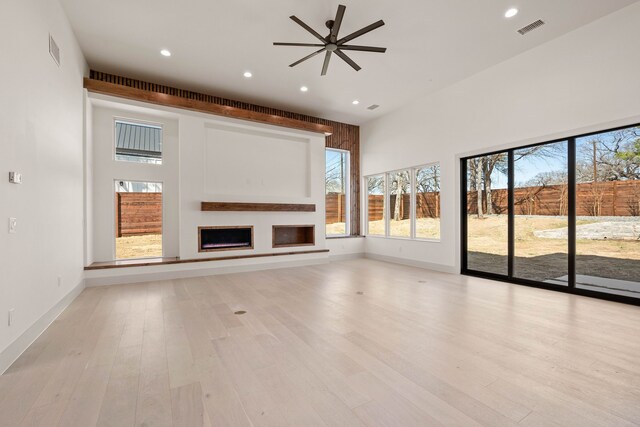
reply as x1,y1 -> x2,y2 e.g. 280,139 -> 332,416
390,171 -> 410,221
577,127 -> 640,183
326,152 -> 346,193
416,165 -> 440,217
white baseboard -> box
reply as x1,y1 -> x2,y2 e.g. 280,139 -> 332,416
0,279 -> 85,375
85,256 -> 329,287
329,252 -> 365,262
364,253 -> 457,274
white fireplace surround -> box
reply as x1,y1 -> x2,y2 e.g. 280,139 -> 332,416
86,95 -> 328,283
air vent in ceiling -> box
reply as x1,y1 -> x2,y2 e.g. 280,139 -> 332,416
518,19 -> 545,35
49,34 -> 60,66
367,104 -> 380,110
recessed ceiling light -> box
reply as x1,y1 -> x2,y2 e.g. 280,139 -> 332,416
505,8 -> 518,18
352,100 -> 360,105
160,49 -> 171,57
300,86 -> 308,92
243,71 -> 252,78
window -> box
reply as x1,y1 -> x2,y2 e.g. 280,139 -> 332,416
325,149 -> 350,236
514,141 -> 568,284
365,162 -> 441,241
465,153 -> 509,275
575,127 -> 640,297
415,164 -> 441,240
388,170 -> 411,238
115,180 -> 162,259
115,120 -> 162,164
461,123 -> 640,305
366,175 -> 385,236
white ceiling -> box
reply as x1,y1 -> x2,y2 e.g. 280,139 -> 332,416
60,0 -> 637,125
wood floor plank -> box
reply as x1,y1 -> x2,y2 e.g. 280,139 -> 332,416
171,382 -> 204,427
1,259 -> 639,426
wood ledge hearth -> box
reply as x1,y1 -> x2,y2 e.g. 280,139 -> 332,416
85,249 -> 329,270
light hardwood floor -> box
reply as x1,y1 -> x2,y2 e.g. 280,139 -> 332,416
1,258 -> 640,426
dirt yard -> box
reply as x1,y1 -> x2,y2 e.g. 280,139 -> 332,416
467,215 -> 640,281
116,234 -> 162,259
364,218 -> 441,239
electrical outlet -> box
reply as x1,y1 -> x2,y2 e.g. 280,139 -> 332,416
9,172 -> 22,184
8,218 -> 17,234
57,276 -> 62,287
8,309 -> 15,326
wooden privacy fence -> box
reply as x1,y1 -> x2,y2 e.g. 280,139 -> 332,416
331,193 -> 440,223
467,180 -> 640,216
326,193 -> 346,224
115,192 -> 162,237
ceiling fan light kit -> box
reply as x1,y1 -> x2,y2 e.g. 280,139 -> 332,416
273,4 -> 387,76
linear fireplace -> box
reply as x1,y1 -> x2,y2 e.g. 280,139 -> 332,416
198,226 -> 253,252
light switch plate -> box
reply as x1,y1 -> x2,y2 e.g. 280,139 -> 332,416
9,172 -> 22,184
9,218 -> 17,233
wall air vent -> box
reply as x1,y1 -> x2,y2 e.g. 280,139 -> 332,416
518,19 -> 545,35
367,104 -> 380,110
49,34 -> 60,66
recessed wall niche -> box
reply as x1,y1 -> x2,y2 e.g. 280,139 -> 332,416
203,123 -> 311,198
272,225 -> 315,248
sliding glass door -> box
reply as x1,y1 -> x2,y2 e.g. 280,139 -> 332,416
462,123 -> 640,305
575,128 -> 640,298
464,154 -> 509,276
513,141 -> 569,284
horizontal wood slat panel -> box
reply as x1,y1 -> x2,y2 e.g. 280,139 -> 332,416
201,202 -> 316,212
116,193 -> 162,237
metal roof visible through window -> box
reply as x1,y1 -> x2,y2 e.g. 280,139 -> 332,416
115,121 -> 162,158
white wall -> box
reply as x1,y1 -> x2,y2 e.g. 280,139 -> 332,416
90,103 -> 180,261
361,3 -> 640,272
0,0 -> 87,365
179,115 -> 326,260
87,96 -> 327,277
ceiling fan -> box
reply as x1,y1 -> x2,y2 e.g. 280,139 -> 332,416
273,4 -> 386,76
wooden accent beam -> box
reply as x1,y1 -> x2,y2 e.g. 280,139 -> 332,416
84,249 -> 329,270
84,78 -> 333,135
201,202 -> 316,212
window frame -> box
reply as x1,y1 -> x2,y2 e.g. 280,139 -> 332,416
364,174 -> 386,237
325,148 -> 351,237
386,168 -> 413,240
113,117 -> 164,165
414,162 -> 442,242
460,120 -> 640,307
364,162 -> 441,242
113,179 -> 164,260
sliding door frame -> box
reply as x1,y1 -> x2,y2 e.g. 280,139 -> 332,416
460,123 -> 640,307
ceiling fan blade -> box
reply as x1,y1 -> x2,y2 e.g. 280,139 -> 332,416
330,5 -> 347,42
337,20 -> 385,45
335,50 -> 361,71
289,47 -> 326,67
274,42 -> 326,47
321,51 -> 332,76
339,45 -> 387,53
290,16 -> 327,43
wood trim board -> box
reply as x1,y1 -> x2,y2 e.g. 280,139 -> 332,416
201,202 -> 316,212
85,249 -> 330,270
